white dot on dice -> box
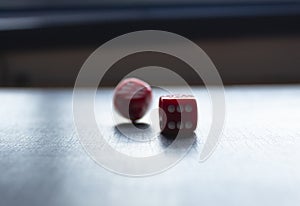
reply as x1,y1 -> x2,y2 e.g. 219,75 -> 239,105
168,121 -> 176,129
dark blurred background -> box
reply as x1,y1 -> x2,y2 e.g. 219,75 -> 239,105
0,0 -> 300,87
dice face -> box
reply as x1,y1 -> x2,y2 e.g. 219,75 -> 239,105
159,95 -> 197,135
113,78 -> 152,121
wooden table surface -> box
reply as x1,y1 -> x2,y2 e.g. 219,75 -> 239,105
1,86 -> 300,206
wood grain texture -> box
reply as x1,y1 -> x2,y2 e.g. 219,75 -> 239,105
0,86 -> 300,206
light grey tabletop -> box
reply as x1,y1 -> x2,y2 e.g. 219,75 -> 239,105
1,86 -> 300,206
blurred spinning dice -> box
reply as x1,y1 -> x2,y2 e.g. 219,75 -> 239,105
113,78 -> 152,121
159,94 -> 197,135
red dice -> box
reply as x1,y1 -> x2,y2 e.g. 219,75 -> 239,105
113,78 -> 152,121
159,94 -> 197,135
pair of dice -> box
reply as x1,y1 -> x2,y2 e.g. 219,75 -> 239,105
113,78 -> 197,135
